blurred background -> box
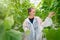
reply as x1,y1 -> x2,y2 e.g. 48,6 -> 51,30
0,0 -> 60,40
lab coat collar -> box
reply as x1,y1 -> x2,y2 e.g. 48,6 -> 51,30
26,16 -> 37,24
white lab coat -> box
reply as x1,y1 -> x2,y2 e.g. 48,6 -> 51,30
23,16 -> 53,40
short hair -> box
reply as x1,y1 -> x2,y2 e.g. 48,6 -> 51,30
28,7 -> 35,13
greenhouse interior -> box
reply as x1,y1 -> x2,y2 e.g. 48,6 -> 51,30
0,0 -> 60,40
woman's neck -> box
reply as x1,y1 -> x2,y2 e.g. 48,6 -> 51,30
28,15 -> 34,19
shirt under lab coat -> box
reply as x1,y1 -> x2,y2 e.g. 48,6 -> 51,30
23,16 -> 53,40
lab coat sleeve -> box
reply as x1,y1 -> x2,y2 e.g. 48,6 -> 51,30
41,17 -> 53,27
23,20 -> 28,32
23,20 -> 29,40
37,17 -> 53,28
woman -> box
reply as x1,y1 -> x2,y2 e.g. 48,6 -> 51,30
23,7 -> 55,40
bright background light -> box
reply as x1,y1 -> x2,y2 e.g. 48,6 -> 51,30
30,0 -> 41,7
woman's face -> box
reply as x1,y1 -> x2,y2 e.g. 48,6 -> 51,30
29,9 -> 35,16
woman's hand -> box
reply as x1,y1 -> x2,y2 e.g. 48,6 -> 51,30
48,12 -> 55,18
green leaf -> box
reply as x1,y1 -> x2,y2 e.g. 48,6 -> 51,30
3,15 -> 14,30
6,29 -> 23,40
25,30 -> 30,35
